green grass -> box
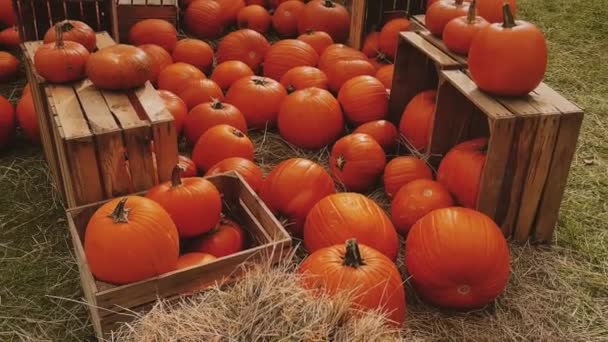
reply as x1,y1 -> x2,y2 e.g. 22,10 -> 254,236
1,0 -> 607,340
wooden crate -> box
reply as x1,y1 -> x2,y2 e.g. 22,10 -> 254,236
66,172 -> 293,339
427,69 -> 583,243
12,0 -> 118,42
21,32 -> 178,209
409,14 -> 469,66
114,0 -> 179,43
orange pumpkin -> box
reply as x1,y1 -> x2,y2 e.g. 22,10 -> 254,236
211,61 -> 255,92
191,124 -> 255,171
213,0 -> 246,25
361,31 -> 380,58
304,192 -> 399,260
375,64 -> 394,89
297,30 -> 334,55
0,95 -> 15,149
158,90 -> 187,135
443,0 -> 489,55
84,196 -> 179,285
216,29 -> 271,73
477,0 -> 517,23
468,4 -> 546,96
205,157 -> 264,192
399,90 -> 436,151
272,0 -> 306,38
176,253 -> 217,269
0,51 -> 19,82
247,0 -> 267,6
172,39 -> 214,75
426,0 -> 470,37
260,158 -> 336,236
237,5 -> 271,33
378,18 -> 411,60
325,59 -> 376,93
178,155 -> 198,177
437,137 -> 486,208
278,87 -> 343,149
187,218 -> 246,257
299,239 -> 406,326
185,0 -> 225,39
280,66 -> 328,93
86,45 -> 152,90
185,99 -> 248,146
146,166 -> 222,238
263,39 -> 319,81
0,0 -> 17,26
225,76 -> 287,129
405,207 -> 510,309
16,92 -> 40,144
391,179 -> 454,235
298,0 -> 351,43
318,44 -> 366,70
337,75 -> 388,125
176,78 -> 224,110
352,120 -> 398,152
158,62 -> 206,95
137,44 -> 173,86
128,19 -> 177,52
34,24 -> 90,83
0,26 -> 21,49
383,156 -> 433,198
330,133 -> 386,192
43,20 -> 96,52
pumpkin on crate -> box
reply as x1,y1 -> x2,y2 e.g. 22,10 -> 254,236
43,20 -> 96,52
0,51 -> 19,82
280,66 -> 328,93
297,30 -> 334,55
0,95 -> 15,149
16,92 -> 40,145
185,99 -> 248,146
211,61 -> 255,93
191,124 -> 255,172
304,192 -> 399,260
84,196 -> 180,285
272,0 -> 306,38
178,155 -> 198,177
405,207 -> 510,309
352,120 -> 398,152
225,76 -> 287,129
375,64 -> 394,90
176,253 -> 217,270
263,39 -> 319,82
297,0 -> 350,43
158,90 -> 187,135
277,87 -> 343,149
329,133 -> 386,192
337,76 -> 388,125
146,166 -> 222,238
205,157 -> 264,192
216,29 -> 270,72
325,59 -> 376,93
477,0 -> 517,23
426,0 -> 470,37
443,0 -> 489,55
0,26 -> 21,49
185,0 -> 225,40
86,45 -> 152,90
318,44 -> 366,71
128,19 -> 178,53
172,39 -> 214,75
214,0 -> 246,26
34,24 -> 90,84
383,156 -> 433,198
237,5 -> 272,33
379,18 -> 411,60
138,44 -> 173,86
299,239 -> 406,326
176,78 -> 225,110
158,62 -> 206,95
187,218 -> 246,257
399,89 -> 437,152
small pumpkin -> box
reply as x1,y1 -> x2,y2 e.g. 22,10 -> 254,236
352,120 -> 398,152
383,156 -> 433,198
399,90 -> 436,152
280,66 -> 328,93
172,39 -> 214,75
216,29 -> 271,72
272,0 -> 306,38
263,39 -> 319,81
84,196 -> 179,285
260,158 -> 336,236
147,166 -> 223,238
337,75 -> 388,125
178,155 -> 198,177
237,5 -> 272,33
299,239 -> 406,326
205,157 -> 264,192
175,78 -> 224,110
298,0 -> 351,43
158,62 -> 206,95
375,64 -> 394,90
191,124 -> 255,172
361,31 -> 380,58
211,61 -> 255,92
0,26 -> 20,49
330,133 -> 386,192
318,44 -> 366,70
0,51 -> 19,82
36,24 -> 90,84
138,44 -> 173,86
0,95 -> 15,149
176,252 -> 217,269
437,137 -> 487,208
158,90 -> 187,135
225,76 -> 287,129
325,59 -> 376,93
443,0 -> 489,55
405,207 -> 510,309
187,218 -> 246,257
185,0 -> 225,40
16,92 -> 40,144
378,18 -> 411,60
86,44 -> 152,90
43,20 -> 96,52
0,0 -> 17,26
297,30 -> 334,55
213,0 -> 246,25
304,192 -> 399,260
128,19 -> 178,52
185,99 -> 248,146
391,179 -> 454,235
278,87 -> 344,149
426,0 -> 470,37
477,0 -> 517,23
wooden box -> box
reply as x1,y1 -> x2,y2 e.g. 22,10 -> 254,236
12,0 -> 118,42
21,32 -> 178,209
66,172 -> 293,339
114,0 -> 179,43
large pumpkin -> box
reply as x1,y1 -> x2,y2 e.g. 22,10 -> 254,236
378,18 -> 411,60
225,76 -> 287,129
280,66 -> 328,93
16,92 -> 40,144
205,157 -> 264,192
184,99 -> 247,146
211,61 -> 255,92
329,133 -> 386,192
158,90 -> 187,135
185,0 -> 225,39
297,30 -> 334,55
399,90 -> 436,152
191,124 -> 255,172
298,0 -> 350,43
146,166 -> 222,238
304,192 -> 399,260
325,59 -> 376,93
405,207 -> 510,309
0,95 -> 15,148
176,78 -> 224,110
216,29 -> 271,72
477,0 -> 517,23
468,3 -> 546,96
263,39 -> 319,81
437,137 -> 487,208
272,0 -> 306,38
337,75 -> 388,125
299,239 -> 406,326
426,0 -> 470,37
318,44 -> 366,70
138,44 -> 173,86
34,25 -> 90,83
277,87 -> 343,149
43,20 -> 96,52
260,158 -> 335,236
86,44 -> 152,90
383,156 -> 433,198
0,51 -> 19,82
187,218 -> 246,257
352,119 -> 398,152
443,0 -> 489,55
128,19 -> 178,52
172,39 -> 214,74
158,62 -> 206,95
237,4 -> 272,33
84,196 -> 180,285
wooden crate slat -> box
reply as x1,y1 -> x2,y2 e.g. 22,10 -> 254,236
404,32 -> 460,68
348,0 -> 367,50
533,82 -> 583,114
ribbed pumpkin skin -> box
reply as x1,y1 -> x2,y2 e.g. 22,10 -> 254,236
172,39 -> 214,74
399,90 -> 436,152
225,76 -> 287,129
375,64 -> 394,90
34,40 -> 90,83
86,45 -> 152,90
84,196 -> 180,285
0,95 -> 15,148
329,133 -> 386,192
378,18 -> 411,60
337,75 -> 388,125
352,119 -> 398,152
263,39 -> 319,81
318,44 -> 366,71
272,1 -> 306,38
297,0 -> 351,43
211,61 -> 255,92
426,0 -> 470,37
383,156 -> 433,198
185,0 -> 225,40
185,100 -> 247,146
205,157 -> 264,192
176,78 -> 225,110
297,30 -> 334,55
128,19 -> 178,52
191,124 -> 255,172
280,66 -> 328,93
443,13 -> 489,55
216,29 -> 271,72
325,59 -> 376,93
158,62 -> 206,95
303,192 -> 399,260
43,20 -> 97,52
138,44 -> 173,86
260,158 -> 336,236
187,218 -> 246,257
237,5 -> 272,33
405,207 -> 510,309
158,90 -> 187,135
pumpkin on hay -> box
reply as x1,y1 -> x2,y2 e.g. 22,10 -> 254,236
325,59 -> 376,93
157,62 -> 206,95
187,218 -> 246,258
399,89 -> 436,152
426,0 -> 470,37
263,39 -> 319,82
378,18 -> 411,60
280,66 -> 328,93
272,0 -> 306,38
16,92 -> 40,144
297,30 -> 334,55
191,124 -> 255,172
176,78 -> 224,110
185,0 -> 225,40
405,207 -> 510,309
337,75 -> 388,125
0,51 -> 19,82
84,196 -> 179,285
138,44 -> 173,86
184,99 -> 247,146
211,61 -> 255,92
205,157 -> 263,192
86,44 -> 152,90
443,0 -> 489,55
330,133 -> 386,192
216,29 -> 270,72
0,95 -> 15,149
172,39 -> 214,75
0,26 -> 21,49
352,120 -> 398,152
158,90 -> 187,135
383,156 -> 433,198
34,24 -> 90,83
298,0 -> 350,43
43,20 -> 96,52
128,19 -> 177,52
299,239 -> 406,326
237,5 -> 272,33
225,76 -> 287,129
178,155 -> 198,177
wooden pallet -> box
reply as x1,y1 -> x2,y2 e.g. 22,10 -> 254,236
114,0 -> 179,43
21,32 -> 178,209
66,172 -> 293,338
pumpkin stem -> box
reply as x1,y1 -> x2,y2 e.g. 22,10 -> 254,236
343,239 -> 365,268
467,0 -> 477,24
108,198 -> 131,224
286,84 -> 296,94
322,0 -> 336,8
171,164 -> 184,187
455,0 -> 464,5
335,155 -> 346,170
252,77 -> 268,86
306,29 -> 315,35
232,128 -> 246,138
55,23 -> 65,49
58,20 -> 74,32
211,98 -> 225,110
502,3 -> 517,29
